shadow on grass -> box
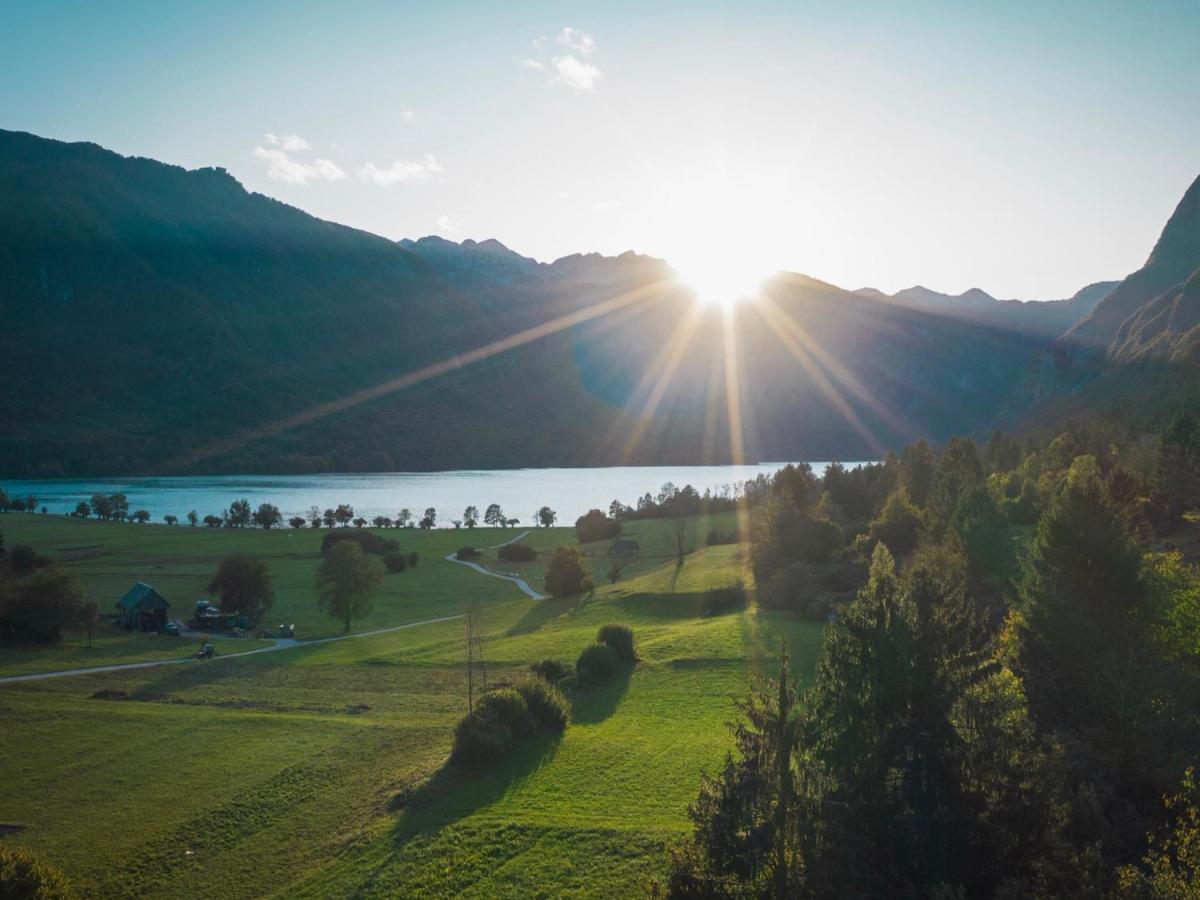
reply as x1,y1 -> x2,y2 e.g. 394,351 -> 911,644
126,640 -> 330,699
505,593 -> 588,636
570,662 -> 632,725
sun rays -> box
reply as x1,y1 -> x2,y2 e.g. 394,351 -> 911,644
176,268 -> 914,482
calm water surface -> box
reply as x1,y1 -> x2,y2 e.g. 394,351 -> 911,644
3,463 -> 866,526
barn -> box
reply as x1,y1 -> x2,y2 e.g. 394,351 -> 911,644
117,582 -> 170,632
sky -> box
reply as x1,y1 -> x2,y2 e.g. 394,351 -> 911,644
1,0 -> 1198,299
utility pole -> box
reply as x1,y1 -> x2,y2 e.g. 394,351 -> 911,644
465,598 -> 474,716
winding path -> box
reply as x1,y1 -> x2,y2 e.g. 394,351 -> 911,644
0,614 -> 463,685
443,529 -> 548,600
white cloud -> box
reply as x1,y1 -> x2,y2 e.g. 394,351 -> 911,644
550,54 -> 602,91
358,154 -> 443,186
518,26 -> 602,91
252,145 -> 345,184
557,26 -> 595,56
435,214 -> 460,232
264,132 -> 311,152
592,200 -> 620,211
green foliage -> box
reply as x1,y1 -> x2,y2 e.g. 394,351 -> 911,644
575,642 -> 619,687
544,546 -> 590,597
0,845 -> 74,899
320,529 -> 399,557
514,676 -> 570,729
315,540 -> 384,633
749,494 -> 842,586
529,658 -> 571,683
575,509 -> 620,544
867,487 -> 923,557
1152,410 -> 1200,530
450,683 -> 567,765
928,436 -> 984,531
0,566 -> 86,644
497,542 -> 537,562
382,550 -> 408,573
1116,769 -> 1200,899
206,554 -> 275,623
899,439 -> 937,506
455,546 -> 481,561
597,623 -> 636,662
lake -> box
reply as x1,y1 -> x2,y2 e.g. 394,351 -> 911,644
1,463 -> 867,526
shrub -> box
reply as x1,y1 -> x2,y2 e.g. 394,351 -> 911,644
575,641 -> 619,687
530,658 -> 571,683
597,623 -> 636,662
382,551 -> 408,573
575,509 -> 621,544
449,688 -> 532,765
704,582 -> 747,616
544,546 -> 590,597
514,677 -> 570,729
706,529 -> 737,546
497,542 -> 537,562
407,552 -> 420,567
758,561 -> 820,612
9,544 -> 38,574
321,529 -> 399,557
456,546 -> 481,561
0,845 -> 74,899
0,567 -> 86,643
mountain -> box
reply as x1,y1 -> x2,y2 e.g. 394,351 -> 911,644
856,281 -> 1116,338
0,129 -> 1139,477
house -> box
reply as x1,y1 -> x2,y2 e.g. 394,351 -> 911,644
117,582 -> 170,632
609,539 -> 640,558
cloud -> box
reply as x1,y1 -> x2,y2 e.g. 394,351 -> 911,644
252,145 -> 346,184
557,26 -> 595,56
264,132 -> 311,152
518,26 -> 601,91
592,200 -> 620,212
435,214 -> 460,232
400,109 -> 418,123
551,54 -> 601,91
358,154 -> 443,186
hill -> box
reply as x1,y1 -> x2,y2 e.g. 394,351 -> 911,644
0,129 -> 1147,476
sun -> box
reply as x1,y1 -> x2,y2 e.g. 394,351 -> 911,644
653,165 -> 786,307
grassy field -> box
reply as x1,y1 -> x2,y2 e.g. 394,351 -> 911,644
0,512 -> 823,897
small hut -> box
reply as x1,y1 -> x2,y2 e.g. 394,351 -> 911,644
117,582 -> 170,632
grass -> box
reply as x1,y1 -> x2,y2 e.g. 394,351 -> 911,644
0,512 -> 824,897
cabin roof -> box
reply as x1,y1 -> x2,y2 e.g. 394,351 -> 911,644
117,581 -> 169,611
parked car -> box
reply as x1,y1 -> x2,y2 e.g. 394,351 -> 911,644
161,621 -> 181,637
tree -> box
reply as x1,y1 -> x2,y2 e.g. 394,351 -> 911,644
90,493 -> 112,520
316,540 -> 383,633
352,517 -> 367,528
225,498 -> 252,528
575,509 -> 620,544
372,515 -> 391,528
202,514 -> 223,528
928,436 -> 984,532
544,546 -> 590,597
0,567 -> 86,643
420,507 -> 437,529
334,504 -> 354,528
463,505 -> 480,528
322,508 -> 337,528
537,506 -> 558,528
609,499 -> 629,521
163,514 -> 178,525
899,439 -> 937,506
79,599 -> 99,648
187,509 -> 199,527
867,487 -> 923,558
396,508 -> 412,528
208,554 -> 275,623
132,509 -> 151,524
666,486 -> 701,566
110,492 -> 129,522
307,505 -> 322,528
73,501 -> 91,518
0,845 -> 74,899
288,516 -> 307,529
252,503 -> 282,529
484,503 -> 504,527
1152,410 -> 1200,529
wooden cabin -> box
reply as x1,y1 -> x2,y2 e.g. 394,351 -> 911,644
117,582 -> 170,632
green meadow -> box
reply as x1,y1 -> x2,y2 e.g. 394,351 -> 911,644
0,513 -> 822,897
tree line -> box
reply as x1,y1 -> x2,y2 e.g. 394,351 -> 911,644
657,417 -> 1200,898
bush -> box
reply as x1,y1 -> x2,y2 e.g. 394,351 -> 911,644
456,546 -> 481,561
758,561 -> 820,612
597,623 -> 636,662
575,509 -> 621,544
514,677 -> 570,729
0,567 -> 86,643
9,544 -> 38,574
0,845 -> 74,899
544,546 -> 590,597
530,658 -> 571,683
575,641 -> 619,687
706,529 -> 737,546
449,688 -> 539,765
704,583 -> 747,616
382,551 -> 408,573
321,529 -> 399,557
498,542 -> 537,562
407,552 -> 420,567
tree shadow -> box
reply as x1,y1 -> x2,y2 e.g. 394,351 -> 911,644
124,640 -> 328,700
505,593 -> 587,636
357,729 -> 564,893
569,662 -> 632,725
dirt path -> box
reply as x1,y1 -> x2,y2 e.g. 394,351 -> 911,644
444,529 -> 548,600
0,614 -> 463,685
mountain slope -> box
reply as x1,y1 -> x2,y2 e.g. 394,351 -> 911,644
0,129 -> 1102,476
